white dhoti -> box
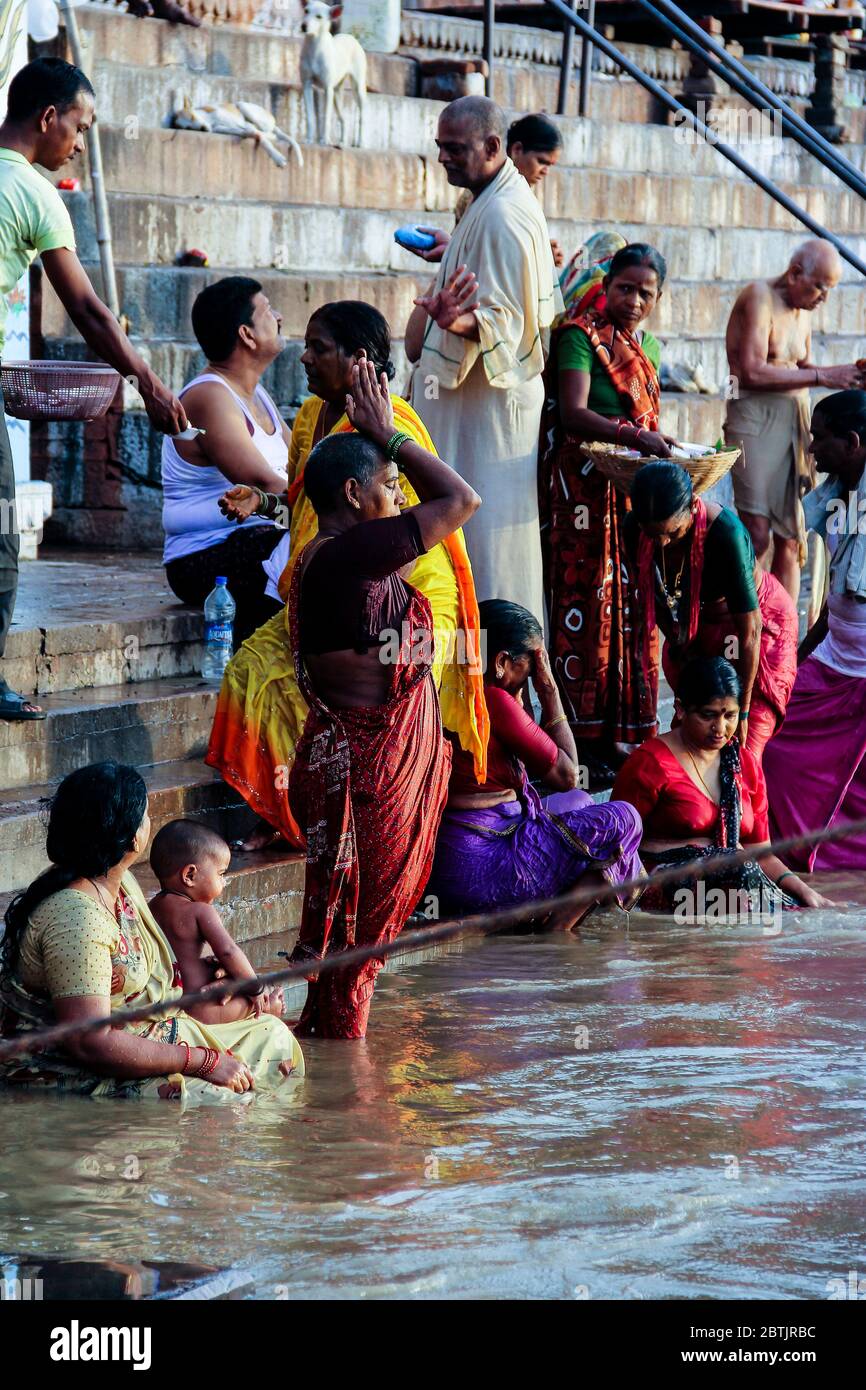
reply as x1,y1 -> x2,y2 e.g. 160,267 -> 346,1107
411,157 -> 561,628
416,362 -> 544,619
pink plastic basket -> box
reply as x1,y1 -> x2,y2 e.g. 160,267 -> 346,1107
1,361 -> 121,421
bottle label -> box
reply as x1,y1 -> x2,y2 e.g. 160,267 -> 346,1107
204,621 -> 233,647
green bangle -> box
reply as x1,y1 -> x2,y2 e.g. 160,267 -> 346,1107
384,430 -> 412,461
776,870 -> 795,886
738,709 -> 750,721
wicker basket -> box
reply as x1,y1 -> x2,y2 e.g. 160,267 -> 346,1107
579,440 -> 739,496
1,361 -> 121,421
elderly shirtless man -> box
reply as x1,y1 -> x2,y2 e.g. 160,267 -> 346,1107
724,239 -> 863,604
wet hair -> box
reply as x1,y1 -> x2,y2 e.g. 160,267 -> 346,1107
192,276 -> 262,362
607,242 -> 667,290
676,656 -> 742,711
309,301 -> 395,381
478,598 -> 543,672
812,389 -> 866,441
1,762 -> 148,984
150,820 -> 228,884
6,58 -> 94,122
506,113 -> 562,155
304,432 -> 384,515
630,461 -> 693,524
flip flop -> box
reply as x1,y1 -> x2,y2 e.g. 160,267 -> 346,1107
0,687 -> 46,720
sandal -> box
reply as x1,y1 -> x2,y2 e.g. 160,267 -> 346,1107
0,687 -> 46,720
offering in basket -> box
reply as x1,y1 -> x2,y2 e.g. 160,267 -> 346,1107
1,361 -> 121,421
579,439 -> 739,496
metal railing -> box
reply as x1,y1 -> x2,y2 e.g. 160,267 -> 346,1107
480,0 -> 866,278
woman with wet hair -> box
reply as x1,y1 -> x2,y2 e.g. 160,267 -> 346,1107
539,243 -> 676,787
612,657 -> 829,912
430,599 -> 643,925
0,762 -> 303,1098
207,299 -> 488,851
626,460 -> 798,760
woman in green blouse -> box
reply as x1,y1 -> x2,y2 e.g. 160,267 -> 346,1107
538,242 -> 676,786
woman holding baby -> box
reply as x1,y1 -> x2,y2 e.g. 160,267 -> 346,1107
0,761 -> 303,1101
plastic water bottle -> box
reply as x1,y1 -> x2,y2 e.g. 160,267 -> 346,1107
201,577 -> 235,683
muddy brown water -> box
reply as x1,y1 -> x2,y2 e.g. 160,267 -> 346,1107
1,902 -> 865,1300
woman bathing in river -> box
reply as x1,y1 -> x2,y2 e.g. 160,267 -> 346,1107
430,600 -> 644,929
613,657 -> 831,914
0,762 -> 303,1099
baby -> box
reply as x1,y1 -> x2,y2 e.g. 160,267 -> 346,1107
149,820 -> 284,1024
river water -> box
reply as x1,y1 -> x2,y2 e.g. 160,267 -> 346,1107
1,905 -> 865,1301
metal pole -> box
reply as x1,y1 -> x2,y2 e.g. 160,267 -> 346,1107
636,0 -> 866,203
557,0 -> 577,115
542,0 -> 866,278
59,0 -> 120,318
578,0 -> 596,118
483,0 -> 495,99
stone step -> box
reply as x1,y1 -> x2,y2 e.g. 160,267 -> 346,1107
83,50 -> 866,193
0,758 -> 254,894
40,261 -> 866,348
64,187 -> 866,280
5,551 -> 202,697
0,677 -> 218,790
65,126 -> 866,239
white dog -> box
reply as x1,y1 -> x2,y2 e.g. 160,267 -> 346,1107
171,97 -> 304,168
300,2 -> 367,147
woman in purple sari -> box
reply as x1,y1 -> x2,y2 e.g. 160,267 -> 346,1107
430,601 -> 643,928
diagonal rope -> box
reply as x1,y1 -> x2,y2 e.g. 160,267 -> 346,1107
1,811 -> 864,1062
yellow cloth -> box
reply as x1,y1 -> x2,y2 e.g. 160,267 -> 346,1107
6,874 -> 303,1103
206,394 -> 488,845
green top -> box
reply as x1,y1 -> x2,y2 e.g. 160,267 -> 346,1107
558,323 -> 661,418
0,148 -> 76,356
624,506 -> 759,615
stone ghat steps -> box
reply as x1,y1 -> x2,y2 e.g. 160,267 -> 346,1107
4,553 -> 203,698
41,262 -> 866,348
0,757 -> 251,894
0,676 -> 219,791
64,187 -> 866,284
84,50 -> 866,193
65,126 -> 866,240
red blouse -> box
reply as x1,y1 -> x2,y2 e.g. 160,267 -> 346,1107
449,684 -> 559,795
612,737 -> 770,844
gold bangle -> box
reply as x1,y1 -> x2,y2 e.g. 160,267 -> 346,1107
544,713 -> 568,732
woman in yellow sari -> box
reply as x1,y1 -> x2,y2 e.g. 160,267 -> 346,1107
207,301 -> 488,849
0,763 -> 303,1102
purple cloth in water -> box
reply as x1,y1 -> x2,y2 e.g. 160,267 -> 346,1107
430,783 -> 643,915
764,654 -> 866,871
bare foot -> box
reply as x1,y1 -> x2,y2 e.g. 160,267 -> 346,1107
239,818 -> 286,853
149,0 -> 202,24
278,1058 -> 296,1077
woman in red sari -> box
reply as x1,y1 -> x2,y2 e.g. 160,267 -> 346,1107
626,462 -> 798,760
287,357 -> 480,1039
539,243 -> 678,787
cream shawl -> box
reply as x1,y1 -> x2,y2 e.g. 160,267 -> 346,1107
418,158 -> 561,392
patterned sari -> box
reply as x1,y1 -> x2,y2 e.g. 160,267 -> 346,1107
206,395 -> 487,844
539,304 -> 661,748
287,539 -> 452,1039
0,873 -> 303,1101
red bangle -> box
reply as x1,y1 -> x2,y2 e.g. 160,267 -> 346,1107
178,1040 -> 191,1075
196,1047 -> 220,1080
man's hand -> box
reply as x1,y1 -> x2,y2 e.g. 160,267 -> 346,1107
820,363 -> 866,390
407,226 -> 450,263
141,380 -> 189,435
415,265 -> 480,332
219,485 -> 261,523
550,238 -> 565,270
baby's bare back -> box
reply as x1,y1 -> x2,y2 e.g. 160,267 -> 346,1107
149,893 -> 215,994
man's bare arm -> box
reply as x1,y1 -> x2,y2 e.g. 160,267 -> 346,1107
41,248 -> 187,434
728,283 -> 862,392
176,384 -> 290,493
